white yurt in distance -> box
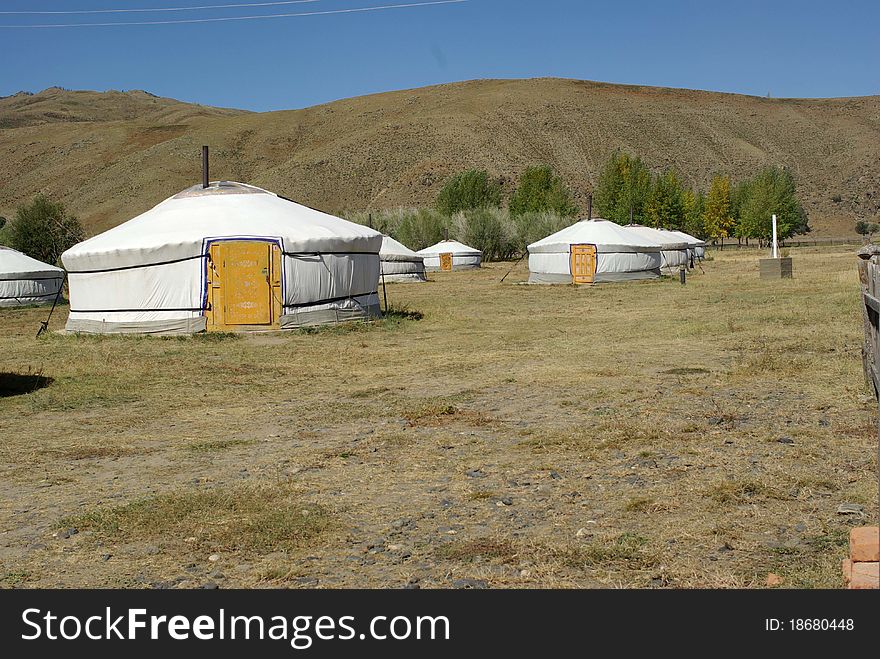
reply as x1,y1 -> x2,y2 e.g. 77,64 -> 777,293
379,236 -> 426,282
0,246 -> 64,307
527,219 -> 662,284
667,229 -> 706,262
61,181 -> 383,334
418,239 -> 481,271
624,225 -> 689,273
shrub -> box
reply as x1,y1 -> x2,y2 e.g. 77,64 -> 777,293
451,207 -> 518,261
393,208 -> 449,251
436,169 -> 502,215
8,195 -> 85,265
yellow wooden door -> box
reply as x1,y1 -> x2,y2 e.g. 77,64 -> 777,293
207,241 -> 274,328
570,244 -> 597,284
439,252 -> 453,271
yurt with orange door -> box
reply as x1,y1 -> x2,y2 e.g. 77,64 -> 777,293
61,181 -> 383,334
418,239 -> 481,271
527,219 -> 662,284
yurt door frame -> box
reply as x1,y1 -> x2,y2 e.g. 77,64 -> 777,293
570,244 -> 597,284
439,252 -> 454,272
204,239 -> 283,331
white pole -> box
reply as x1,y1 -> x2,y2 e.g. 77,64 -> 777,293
772,214 -> 778,258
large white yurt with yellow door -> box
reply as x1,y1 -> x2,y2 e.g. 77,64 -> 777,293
418,240 -> 481,271
527,219 -> 662,284
61,181 -> 383,334
0,246 -> 64,307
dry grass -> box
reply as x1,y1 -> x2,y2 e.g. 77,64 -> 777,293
62,482 -> 332,554
0,246 -> 876,589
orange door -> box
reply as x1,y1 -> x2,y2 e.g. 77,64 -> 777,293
207,241 -> 276,328
570,244 -> 597,284
439,252 -> 453,272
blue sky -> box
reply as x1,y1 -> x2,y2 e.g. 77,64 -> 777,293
0,0 -> 878,111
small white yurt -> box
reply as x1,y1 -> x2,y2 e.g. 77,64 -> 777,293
61,181 -> 383,334
418,239 -> 481,271
624,225 -> 689,273
0,246 -> 64,307
667,229 -> 707,262
527,219 -> 662,284
379,236 -> 426,282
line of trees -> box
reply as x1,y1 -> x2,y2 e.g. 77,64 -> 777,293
593,152 -> 810,244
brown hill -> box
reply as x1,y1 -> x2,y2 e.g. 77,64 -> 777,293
1,78 -> 877,237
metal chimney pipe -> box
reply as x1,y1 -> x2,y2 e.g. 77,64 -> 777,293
202,145 -> 209,189
587,193 -> 592,220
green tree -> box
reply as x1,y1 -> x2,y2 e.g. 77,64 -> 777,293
856,220 -> 879,238
509,165 -> 578,217
703,175 -> 736,244
435,169 -> 502,216
737,166 -> 808,242
681,189 -> 707,238
593,152 -> 652,224
645,170 -> 685,229
9,195 -> 84,265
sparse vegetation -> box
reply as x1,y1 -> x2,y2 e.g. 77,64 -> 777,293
62,483 -> 333,554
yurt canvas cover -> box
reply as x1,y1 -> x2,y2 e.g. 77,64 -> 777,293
61,182 -> 383,334
623,225 -> 689,273
528,219 -> 662,284
667,229 -> 707,261
0,246 -> 64,307
418,239 -> 481,271
380,236 -> 426,282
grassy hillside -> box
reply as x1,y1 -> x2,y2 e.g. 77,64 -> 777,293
1,78 -> 878,236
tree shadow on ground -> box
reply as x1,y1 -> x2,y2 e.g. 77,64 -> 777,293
0,372 -> 53,398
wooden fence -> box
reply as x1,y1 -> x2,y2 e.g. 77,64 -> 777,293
708,237 -> 864,251
858,245 -> 880,397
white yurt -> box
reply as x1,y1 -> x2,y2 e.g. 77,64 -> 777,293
667,229 -> 707,262
61,181 -> 383,334
418,239 -> 481,271
379,236 -> 426,282
0,246 -> 64,307
527,219 -> 662,284
623,225 -> 689,273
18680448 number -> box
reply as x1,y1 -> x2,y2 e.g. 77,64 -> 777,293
790,619 -> 854,631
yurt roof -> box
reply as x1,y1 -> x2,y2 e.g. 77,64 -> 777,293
666,229 -> 707,247
61,181 -> 382,272
528,219 -> 662,254
380,236 -> 423,262
0,245 -> 64,281
624,225 -> 690,250
417,239 -> 482,256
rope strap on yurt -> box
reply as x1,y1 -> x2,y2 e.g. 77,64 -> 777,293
500,252 -> 528,283
36,281 -> 64,338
